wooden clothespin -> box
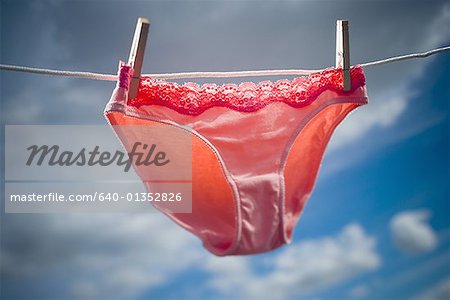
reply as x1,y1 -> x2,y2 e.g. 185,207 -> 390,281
336,20 -> 351,91
128,17 -> 150,100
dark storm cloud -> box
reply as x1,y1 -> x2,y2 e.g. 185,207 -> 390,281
1,0 -> 448,124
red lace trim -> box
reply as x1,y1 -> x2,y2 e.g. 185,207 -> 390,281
128,66 -> 365,115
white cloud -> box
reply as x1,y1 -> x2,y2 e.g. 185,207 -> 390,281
2,219 -> 380,300
329,90 -> 408,152
424,3 -> 450,49
368,251 -> 449,296
327,2 -> 450,158
390,209 -> 438,254
413,277 -> 450,300
348,284 -> 370,298
1,214 -> 203,299
203,223 -> 381,300
64,215 -> 202,299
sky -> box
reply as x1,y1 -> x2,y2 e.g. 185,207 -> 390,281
1,0 -> 449,299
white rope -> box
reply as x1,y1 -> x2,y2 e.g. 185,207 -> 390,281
0,64 -> 117,81
1,46 -> 449,80
360,46 -> 450,67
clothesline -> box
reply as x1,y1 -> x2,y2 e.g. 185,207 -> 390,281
0,46 -> 449,81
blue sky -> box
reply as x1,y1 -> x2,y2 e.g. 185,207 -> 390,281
1,0 -> 449,299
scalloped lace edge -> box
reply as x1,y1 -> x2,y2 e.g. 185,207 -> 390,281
127,66 -> 366,115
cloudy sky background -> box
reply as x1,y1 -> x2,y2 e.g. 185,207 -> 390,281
1,0 -> 449,299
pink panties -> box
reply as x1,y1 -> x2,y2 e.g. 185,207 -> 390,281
105,63 -> 368,256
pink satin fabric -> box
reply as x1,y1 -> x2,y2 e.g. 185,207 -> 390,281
105,63 -> 368,256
